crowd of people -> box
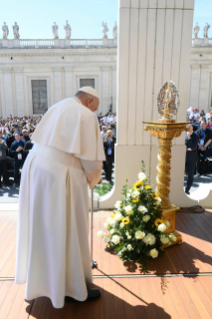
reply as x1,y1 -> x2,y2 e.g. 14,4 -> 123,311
0,116 -> 41,187
98,112 -> 116,184
0,107 -> 211,194
185,108 -> 212,195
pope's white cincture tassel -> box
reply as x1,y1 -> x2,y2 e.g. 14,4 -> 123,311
91,189 -> 97,269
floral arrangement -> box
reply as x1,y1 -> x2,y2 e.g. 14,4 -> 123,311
98,163 -> 177,270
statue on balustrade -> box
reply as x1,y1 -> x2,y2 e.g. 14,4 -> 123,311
203,23 -> 210,38
52,22 -> 59,39
102,21 -> 109,39
2,22 -> 9,39
193,22 -> 200,38
13,22 -> 20,39
113,22 -> 118,39
64,20 -> 71,39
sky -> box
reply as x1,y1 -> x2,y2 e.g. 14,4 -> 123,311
0,0 -> 211,40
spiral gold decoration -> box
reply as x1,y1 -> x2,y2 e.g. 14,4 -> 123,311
156,139 -> 172,210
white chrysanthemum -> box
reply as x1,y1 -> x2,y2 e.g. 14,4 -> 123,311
118,250 -> 123,256
164,220 -> 170,228
124,205 -> 133,215
135,230 -> 146,240
120,222 -> 125,228
113,212 -> 123,222
132,190 -> 140,198
156,197 -> 162,206
127,244 -> 133,251
150,248 -> 158,258
142,233 -> 156,245
138,172 -> 147,182
127,235 -> 132,239
114,200 -> 122,209
97,231 -> 106,239
104,222 -> 110,230
169,234 -> 177,242
111,235 -> 120,245
157,223 -> 167,232
110,219 -> 117,228
160,237 -> 169,244
138,206 -> 148,214
110,229 -> 115,235
122,246 -> 127,251
143,215 -> 151,223
127,193 -> 131,198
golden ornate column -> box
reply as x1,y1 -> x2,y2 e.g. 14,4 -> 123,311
143,81 -> 189,248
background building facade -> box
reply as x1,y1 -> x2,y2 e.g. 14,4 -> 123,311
1,35 -> 212,117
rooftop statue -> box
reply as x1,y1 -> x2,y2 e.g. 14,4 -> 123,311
64,20 -> 71,39
13,22 -> 20,39
52,22 -> 59,39
2,22 -> 9,39
203,23 -> 210,38
193,22 -> 200,38
102,21 -> 109,39
113,22 -> 118,39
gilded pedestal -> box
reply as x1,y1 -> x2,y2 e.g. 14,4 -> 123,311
143,121 -> 188,248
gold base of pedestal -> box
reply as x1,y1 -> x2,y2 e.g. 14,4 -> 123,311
160,205 -> 182,249
160,230 -> 183,250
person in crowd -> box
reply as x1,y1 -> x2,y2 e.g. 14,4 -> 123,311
200,110 -> 205,117
21,129 -> 30,143
10,132 -> 25,187
104,130 -> 116,184
192,108 -> 200,119
0,129 -> 9,186
196,118 -> 212,176
23,135 -> 34,160
185,124 -> 199,195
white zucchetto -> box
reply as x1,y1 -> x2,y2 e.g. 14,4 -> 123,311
78,87 -> 99,99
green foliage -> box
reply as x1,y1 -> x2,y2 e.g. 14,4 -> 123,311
94,181 -> 113,197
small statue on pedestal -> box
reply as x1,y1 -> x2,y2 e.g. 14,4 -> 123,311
102,21 -> 109,39
113,22 -> 118,39
203,23 -> 210,38
52,22 -> 59,39
2,22 -> 9,39
193,22 -> 200,38
13,22 -> 20,39
64,20 -> 71,39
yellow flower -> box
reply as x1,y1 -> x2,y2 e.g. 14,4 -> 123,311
111,213 -> 116,219
132,198 -> 139,203
155,218 -> 164,227
122,218 -> 130,225
145,185 -> 151,190
133,181 -> 143,190
151,193 -> 160,199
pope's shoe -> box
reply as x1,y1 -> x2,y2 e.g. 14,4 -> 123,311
65,287 -> 101,303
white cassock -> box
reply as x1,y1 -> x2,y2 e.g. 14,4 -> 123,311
15,97 -> 105,308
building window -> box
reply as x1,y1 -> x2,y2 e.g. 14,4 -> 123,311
31,80 -> 48,114
80,79 -> 95,88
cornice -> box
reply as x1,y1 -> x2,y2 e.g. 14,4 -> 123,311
0,48 -> 117,58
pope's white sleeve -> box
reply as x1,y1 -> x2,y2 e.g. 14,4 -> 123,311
80,159 -> 102,189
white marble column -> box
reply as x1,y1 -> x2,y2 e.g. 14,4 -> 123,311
14,68 -> 25,117
198,65 -> 208,111
3,69 -> 14,117
53,68 -> 63,104
64,67 -> 73,98
101,66 -> 110,114
112,66 -> 117,112
100,0 -> 197,209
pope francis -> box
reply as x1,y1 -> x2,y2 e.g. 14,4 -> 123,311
15,87 -> 105,308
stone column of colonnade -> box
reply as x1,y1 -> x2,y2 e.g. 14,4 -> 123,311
100,0 -> 212,209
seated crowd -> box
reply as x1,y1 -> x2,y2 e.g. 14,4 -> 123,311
185,108 -> 212,195
0,116 -> 41,187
